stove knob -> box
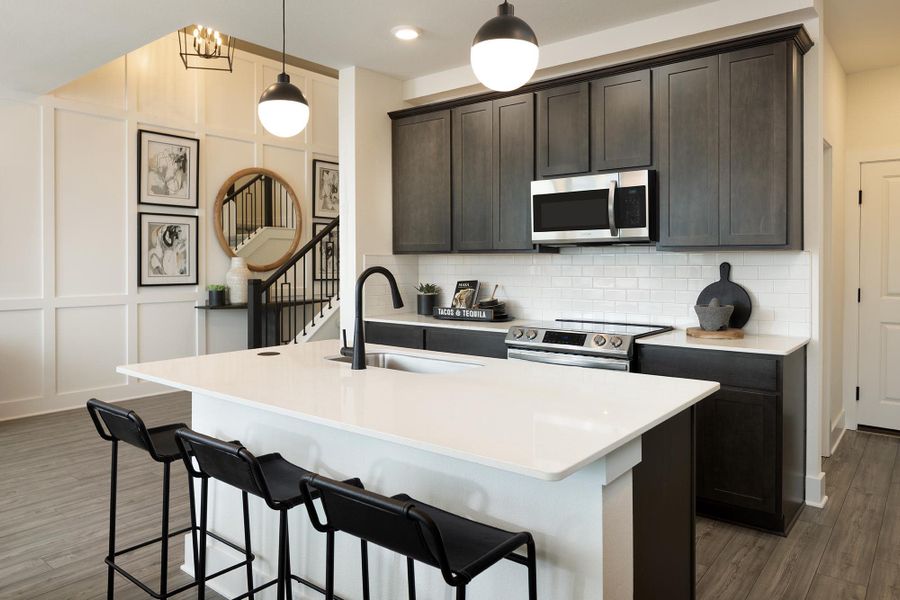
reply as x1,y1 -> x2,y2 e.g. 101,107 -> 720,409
526,329 -> 538,340
512,328 -> 524,339
593,334 -> 607,346
610,336 -> 623,348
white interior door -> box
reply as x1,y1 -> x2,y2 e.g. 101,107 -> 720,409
858,161 -> 900,430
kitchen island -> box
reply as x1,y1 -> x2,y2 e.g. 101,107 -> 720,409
118,341 -> 718,599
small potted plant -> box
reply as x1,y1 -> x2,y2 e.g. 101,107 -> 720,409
207,284 -> 227,307
415,283 -> 440,316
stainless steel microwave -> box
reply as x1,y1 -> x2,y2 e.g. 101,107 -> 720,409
530,170 -> 654,245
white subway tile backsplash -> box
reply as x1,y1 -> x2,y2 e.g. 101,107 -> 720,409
366,248 -> 811,336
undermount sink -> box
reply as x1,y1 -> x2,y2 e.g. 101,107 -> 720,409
327,352 -> 482,374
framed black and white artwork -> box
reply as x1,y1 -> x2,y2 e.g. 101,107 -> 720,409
139,213 -> 198,286
138,129 -> 199,208
312,159 -> 339,219
313,222 -> 338,282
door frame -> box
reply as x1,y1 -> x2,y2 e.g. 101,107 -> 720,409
842,150 -> 900,432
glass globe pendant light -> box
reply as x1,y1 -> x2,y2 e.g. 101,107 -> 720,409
258,0 -> 309,137
470,1 -> 539,92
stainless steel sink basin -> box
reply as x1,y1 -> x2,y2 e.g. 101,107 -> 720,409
326,352 -> 482,374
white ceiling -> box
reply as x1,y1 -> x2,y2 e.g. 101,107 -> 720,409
825,0 -> 900,73
0,0 -> 718,94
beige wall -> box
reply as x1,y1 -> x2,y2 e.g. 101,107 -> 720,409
823,37 -> 847,452
0,33 -> 338,420
847,64 -> 900,151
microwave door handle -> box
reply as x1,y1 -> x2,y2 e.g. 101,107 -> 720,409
607,180 -> 618,237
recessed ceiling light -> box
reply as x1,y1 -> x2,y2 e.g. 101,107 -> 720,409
392,26 -> 421,41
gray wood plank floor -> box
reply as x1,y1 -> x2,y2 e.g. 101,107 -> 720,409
2,394 -> 899,599
698,428 -> 900,600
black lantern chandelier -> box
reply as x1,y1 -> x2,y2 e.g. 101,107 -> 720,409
178,24 -> 235,72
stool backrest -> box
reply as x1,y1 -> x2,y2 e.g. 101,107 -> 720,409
174,428 -> 270,502
86,398 -> 153,453
301,474 -> 453,578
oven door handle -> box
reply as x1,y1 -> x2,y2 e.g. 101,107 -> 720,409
507,348 -> 629,371
607,179 -> 618,237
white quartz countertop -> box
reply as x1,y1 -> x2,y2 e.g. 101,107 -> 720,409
118,341 -> 718,481
365,312 -> 531,332
637,329 -> 809,356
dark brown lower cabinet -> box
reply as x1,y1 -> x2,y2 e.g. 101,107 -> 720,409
633,407 -> 695,600
636,344 -> 806,535
364,321 -> 508,359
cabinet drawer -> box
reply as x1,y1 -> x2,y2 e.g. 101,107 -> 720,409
365,322 -> 425,350
637,345 -> 778,392
425,328 -> 508,359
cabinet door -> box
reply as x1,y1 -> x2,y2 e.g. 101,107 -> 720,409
365,322 -> 425,350
493,93 -> 535,250
424,328 -> 508,359
696,387 -> 777,513
591,70 -> 652,171
452,102 -> 494,251
719,43 -> 788,246
655,57 -> 720,247
536,82 -> 589,178
392,111 -> 452,253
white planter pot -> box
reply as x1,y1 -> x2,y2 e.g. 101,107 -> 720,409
226,257 -> 251,304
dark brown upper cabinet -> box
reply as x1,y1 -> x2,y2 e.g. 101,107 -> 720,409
452,101 -> 494,250
655,56 -> 720,247
590,69 -> 652,171
657,41 -> 803,250
719,43 -> 796,247
536,82 -> 589,178
452,94 -> 535,252
392,110 -> 452,253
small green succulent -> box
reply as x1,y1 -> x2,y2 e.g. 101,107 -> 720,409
415,282 -> 440,294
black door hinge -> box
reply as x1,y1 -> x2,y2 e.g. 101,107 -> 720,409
858,288 -> 862,303
859,190 -> 863,205
856,386 -> 860,402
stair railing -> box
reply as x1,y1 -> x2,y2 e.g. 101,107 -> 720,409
223,173 -> 297,248
247,217 -> 339,349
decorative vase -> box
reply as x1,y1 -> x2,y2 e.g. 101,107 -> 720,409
417,293 -> 437,316
208,289 -> 226,307
226,257 -> 251,304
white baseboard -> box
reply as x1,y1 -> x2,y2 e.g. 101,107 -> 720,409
805,471 -> 828,508
830,417 -> 847,456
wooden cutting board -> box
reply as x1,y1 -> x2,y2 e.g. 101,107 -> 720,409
696,262 -> 752,329
687,327 -> 745,339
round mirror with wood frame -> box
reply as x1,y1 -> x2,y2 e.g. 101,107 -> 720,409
213,168 -> 303,272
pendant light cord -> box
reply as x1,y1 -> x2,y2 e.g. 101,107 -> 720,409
281,0 -> 286,74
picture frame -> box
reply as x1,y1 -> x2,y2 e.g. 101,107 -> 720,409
138,213 -> 198,286
138,129 -> 199,208
312,159 -> 339,219
313,221 -> 338,282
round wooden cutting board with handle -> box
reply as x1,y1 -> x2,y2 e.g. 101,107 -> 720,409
696,262 -> 752,329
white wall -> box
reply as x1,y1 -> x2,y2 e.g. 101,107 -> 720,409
823,37 -> 847,453
0,33 -> 338,421
338,67 -> 408,340
840,62 -> 900,431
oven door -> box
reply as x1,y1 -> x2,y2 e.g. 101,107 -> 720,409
507,348 -> 631,371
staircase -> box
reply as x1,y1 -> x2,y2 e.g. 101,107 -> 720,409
247,217 -> 339,348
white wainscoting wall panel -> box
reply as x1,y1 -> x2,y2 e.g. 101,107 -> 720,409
0,32 -> 338,420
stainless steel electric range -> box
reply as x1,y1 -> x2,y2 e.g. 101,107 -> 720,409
504,319 -> 672,371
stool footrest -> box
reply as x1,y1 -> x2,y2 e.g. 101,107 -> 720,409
106,526 -> 254,600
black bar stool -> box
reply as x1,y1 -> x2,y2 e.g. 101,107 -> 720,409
175,427 -> 371,600
86,399 -> 253,599
300,473 -> 538,600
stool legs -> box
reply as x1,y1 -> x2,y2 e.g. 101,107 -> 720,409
456,586 -> 466,600
360,540 -> 370,600
242,491 -> 255,599
159,461 -> 171,599
526,538 -> 537,600
197,478 -> 209,600
276,510 -> 286,600
106,440 -> 118,600
407,558 -> 416,600
325,531 -> 335,599
284,513 -> 293,599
